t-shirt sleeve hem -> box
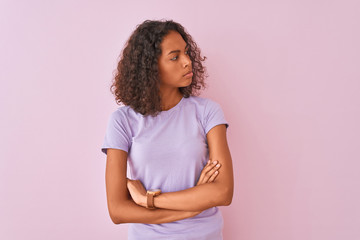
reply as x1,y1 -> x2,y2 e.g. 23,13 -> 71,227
205,122 -> 229,135
101,146 -> 129,155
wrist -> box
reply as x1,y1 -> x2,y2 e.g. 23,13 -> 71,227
146,189 -> 162,209
141,194 -> 147,207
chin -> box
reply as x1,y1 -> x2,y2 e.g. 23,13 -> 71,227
181,78 -> 193,87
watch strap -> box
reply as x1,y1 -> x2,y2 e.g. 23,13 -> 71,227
146,191 -> 156,209
146,189 -> 161,209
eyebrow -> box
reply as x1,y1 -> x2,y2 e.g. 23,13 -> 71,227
167,45 -> 189,56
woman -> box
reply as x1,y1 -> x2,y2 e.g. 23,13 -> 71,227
101,19 -> 234,240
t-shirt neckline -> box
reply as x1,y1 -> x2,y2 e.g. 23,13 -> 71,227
159,96 -> 185,116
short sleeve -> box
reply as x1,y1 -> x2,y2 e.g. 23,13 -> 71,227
101,110 -> 131,155
203,99 -> 229,134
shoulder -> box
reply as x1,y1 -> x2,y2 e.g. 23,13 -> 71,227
111,105 -> 130,118
110,104 -> 142,120
184,96 -> 228,134
185,95 -> 219,109
184,96 -> 222,114
107,106 -> 128,124
107,105 -> 142,131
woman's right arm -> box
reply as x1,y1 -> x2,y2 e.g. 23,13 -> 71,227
105,148 -> 200,224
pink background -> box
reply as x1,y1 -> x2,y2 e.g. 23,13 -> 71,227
1,0 -> 359,239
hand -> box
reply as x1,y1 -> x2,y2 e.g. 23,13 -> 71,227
196,160 -> 221,186
127,178 -> 147,207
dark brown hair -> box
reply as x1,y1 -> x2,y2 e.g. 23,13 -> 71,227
110,19 -> 207,116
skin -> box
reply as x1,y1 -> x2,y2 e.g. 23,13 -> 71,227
105,30 -> 234,224
158,30 -> 193,110
105,149 -> 219,224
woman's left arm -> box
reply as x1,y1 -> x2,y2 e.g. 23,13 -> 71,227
128,124 -> 234,212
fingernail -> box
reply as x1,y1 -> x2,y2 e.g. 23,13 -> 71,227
213,161 -> 218,165
216,164 -> 220,167
207,160 -> 211,164
215,171 -> 218,174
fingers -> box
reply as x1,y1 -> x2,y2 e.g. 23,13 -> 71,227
197,160 -> 212,184
198,159 -> 216,184
197,160 -> 221,185
204,161 -> 221,183
208,169 -> 219,182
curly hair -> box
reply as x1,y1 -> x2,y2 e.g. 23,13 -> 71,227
110,19 -> 208,116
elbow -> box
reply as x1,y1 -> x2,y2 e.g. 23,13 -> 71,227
110,215 -> 121,225
223,196 -> 232,206
108,204 -> 127,225
219,186 -> 233,206
110,213 -> 129,225
109,210 -> 123,225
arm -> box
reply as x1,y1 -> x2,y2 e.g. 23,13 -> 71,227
129,124 -> 234,212
105,148 -> 201,224
155,124 -> 234,211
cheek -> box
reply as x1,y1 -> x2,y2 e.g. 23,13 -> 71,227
162,64 -> 177,78
158,59 -> 182,81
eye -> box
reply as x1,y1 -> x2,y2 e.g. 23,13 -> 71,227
170,56 -> 178,61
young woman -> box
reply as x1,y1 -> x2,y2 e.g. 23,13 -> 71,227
101,19 -> 234,240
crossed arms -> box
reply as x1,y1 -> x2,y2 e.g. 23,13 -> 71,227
105,124 -> 234,224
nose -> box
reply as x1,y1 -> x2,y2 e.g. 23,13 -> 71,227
183,54 -> 191,68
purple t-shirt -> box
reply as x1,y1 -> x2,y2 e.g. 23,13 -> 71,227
101,95 -> 229,240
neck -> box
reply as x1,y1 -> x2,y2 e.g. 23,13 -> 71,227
160,89 -> 183,111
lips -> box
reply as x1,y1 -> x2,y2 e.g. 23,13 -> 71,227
183,70 -> 193,76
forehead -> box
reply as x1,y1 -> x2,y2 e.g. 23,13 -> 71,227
160,31 -> 187,51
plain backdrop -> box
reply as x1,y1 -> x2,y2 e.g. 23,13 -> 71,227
1,0 -> 359,239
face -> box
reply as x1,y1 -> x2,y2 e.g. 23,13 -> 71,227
158,31 -> 193,93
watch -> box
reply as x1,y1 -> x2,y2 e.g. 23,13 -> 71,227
146,189 -> 161,209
